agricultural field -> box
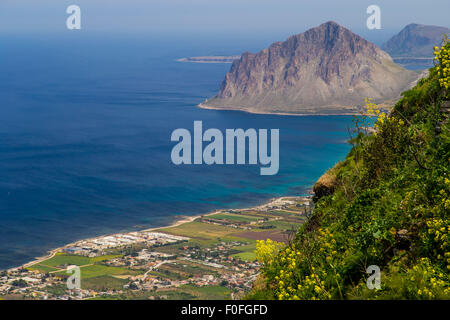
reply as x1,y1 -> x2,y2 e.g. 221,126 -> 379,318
160,221 -> 233,240
230,243 -> 258,261
89,285 -> 231,301
54,264 -> 140,279
207,213 -> 260,223
28,253 -> 123,273
180,285 -> 231,300
149,285 -> 231,300
157,261 -> 219,278
154,199 -> 308,262
82,275 -> 128,291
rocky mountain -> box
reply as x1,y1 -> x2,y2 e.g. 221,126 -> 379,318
382,23 -> 449,58
200,21 -> 421,115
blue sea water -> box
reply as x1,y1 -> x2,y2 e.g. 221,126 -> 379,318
0,34 -> 354,270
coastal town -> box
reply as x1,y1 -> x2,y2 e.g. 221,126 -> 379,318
0,196 -> 311,300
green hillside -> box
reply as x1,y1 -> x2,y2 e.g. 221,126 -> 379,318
247,40 -> 450,300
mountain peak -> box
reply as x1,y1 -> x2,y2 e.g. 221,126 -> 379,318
383,23 -> 450,57
201,22 -> 420,115
318,20 -> 342,28
405,23 -> 422,28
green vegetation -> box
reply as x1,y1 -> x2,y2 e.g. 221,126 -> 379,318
43,284 -> 69,297
209,213 -> 260,223
87,285 -> 231,300
29,253 -> 123,273
248,41 -> 450,300
28,264 -> 60,273
180,285 -> 232,300
12,198 -> 304,300
55,264 -> 138,279
160,261 -> 218,278
230,243 -> 258,261
33,253 -> 91,268
160,221 -> 233,240
82,275 -> 128,291
232,251 -> 256,262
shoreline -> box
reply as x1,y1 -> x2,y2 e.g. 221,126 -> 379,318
197,102 -> 362,116
176,56 -> 240,64
8,195 -> 311,272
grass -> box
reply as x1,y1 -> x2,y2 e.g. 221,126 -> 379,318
28,264 -> 60,273
149,268 -> 184,281
180,285 -> 231,300
89,255 -> 123,263
209,213 -> 260,223
230,243 -> 257,261
259,220 -> 303,230
30,253 -> 123,272
160,261 -> 219,277
35,253 -> 91,267
145,290 -> 196,300
248,65 -> 450,299
28,253 -> 124,275
82,275 -> 128,291
54,264 -> 139,279
159,221 -> 234,240
43,284 -> 69,297
232,251 -> 256,261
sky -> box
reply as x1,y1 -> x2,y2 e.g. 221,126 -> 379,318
0,0 -> 449,44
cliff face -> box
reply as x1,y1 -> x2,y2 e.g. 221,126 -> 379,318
202,21 -> 420,115
382,23 -> 449,57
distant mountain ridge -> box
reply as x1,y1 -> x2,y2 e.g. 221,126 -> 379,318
201,21 -> 420,115
382,23 -> 450,58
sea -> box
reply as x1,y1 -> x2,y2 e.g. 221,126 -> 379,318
0,33 -> 354,270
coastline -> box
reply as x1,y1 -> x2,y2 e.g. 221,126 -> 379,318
176,56 -> 240,64
9,195 -> 311,272
197,102 -> 361,116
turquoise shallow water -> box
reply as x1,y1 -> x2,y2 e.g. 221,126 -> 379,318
0,34 -> 354,270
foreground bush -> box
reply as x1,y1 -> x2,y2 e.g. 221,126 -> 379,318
247,40 -> 450,300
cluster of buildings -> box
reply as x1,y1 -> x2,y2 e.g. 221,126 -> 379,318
0,236 -> 261,299
0,268 -> 55,299
63,231 -> 189,256
0,266 -> 126,300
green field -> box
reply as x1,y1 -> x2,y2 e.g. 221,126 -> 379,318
28,253 -> 137,280
160,261 -> 219,277
159,221 -> 235,240
230,243 -> 257,261
28,264 -> 60,273
259,220 -> 303,230
180,285 -> 231,300
29,253 -> 123,273
82,275 -> 128,291
209,213 -> 260,223
54,264 -> 139,279
232,251 -> 256,261
34,253 -> 91,268
89,284 -> 231,300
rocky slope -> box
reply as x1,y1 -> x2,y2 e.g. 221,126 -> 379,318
382,23 -> 449,58
201,21 -> 420,115
247,42 -> 450,300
